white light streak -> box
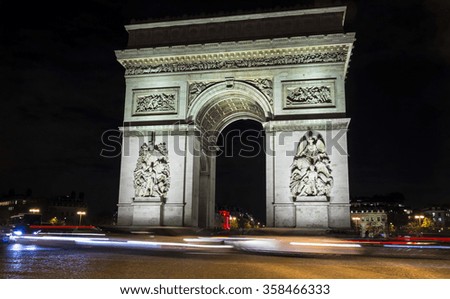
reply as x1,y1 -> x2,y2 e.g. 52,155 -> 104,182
126,240 -> 233,249
183,238 -> 225,243
13,235 -> 233,250
18,235 -> 109,242
37,232 -> 106,237
290,242 -> 362,248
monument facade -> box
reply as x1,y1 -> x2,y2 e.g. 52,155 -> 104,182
115,6 -> 355,228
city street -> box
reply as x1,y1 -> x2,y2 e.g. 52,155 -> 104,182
2,233 -> 450,279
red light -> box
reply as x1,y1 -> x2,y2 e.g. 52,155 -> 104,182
218,210 -> 230,230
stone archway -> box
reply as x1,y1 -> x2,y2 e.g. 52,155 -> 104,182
187,80 -> 272,227
188,80 -> 273,147
115,7 -> 355,229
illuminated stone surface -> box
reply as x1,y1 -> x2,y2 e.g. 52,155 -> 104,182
116,7 -> 355,228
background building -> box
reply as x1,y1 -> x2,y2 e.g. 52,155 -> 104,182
46,192 -> 88,225
350,193 -> 411,236
0,190 -> 88,225
0,189 -> 42,225
420,206 -> 450,232
351,208 -> 388,237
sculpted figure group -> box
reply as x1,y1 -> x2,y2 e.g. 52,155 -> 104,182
134,142 -> 170,199
290,131 -> 333,199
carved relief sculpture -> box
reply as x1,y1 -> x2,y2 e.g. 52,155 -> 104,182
188,78 -> 273,108
134,142 -> 170,199
290,131 -> 333,200
286,86 -> 332,105
135,93 -> 176,113
244,78 -> 273,105
188,81 -> 215,106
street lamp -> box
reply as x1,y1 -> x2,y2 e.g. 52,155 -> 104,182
352,217 -> 361,232
77,211 -> 86,226
415,215 -> 424,226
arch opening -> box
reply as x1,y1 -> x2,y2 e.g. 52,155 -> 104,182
215,119 -> 266,228
190,81 -> 272,228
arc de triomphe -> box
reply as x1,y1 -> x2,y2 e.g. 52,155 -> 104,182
115,6 -> 355,228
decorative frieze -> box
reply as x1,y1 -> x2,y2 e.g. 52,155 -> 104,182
120,46 -> 349,75
132,88 -> 178,115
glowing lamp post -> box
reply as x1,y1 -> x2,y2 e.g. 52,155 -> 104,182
77,211 -> 86,226
352,217 -> 361,232
415,215 -> 424,226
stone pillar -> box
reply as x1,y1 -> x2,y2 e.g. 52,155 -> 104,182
132,197 -> 163,225
117,129 -> 150,226
264,128 -> 296,227
265,119 -> 350,229
265,130 -> 275,227
198,153 -> 216,228
117,125 -> 201,227
326,125 -> 351,229
181,130 -> 201,227
294,197 -> 329,228
207,155 -> 216,228
162,132 -> 189,227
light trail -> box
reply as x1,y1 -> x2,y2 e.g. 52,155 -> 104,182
383,244 -> 450,250
11,235 -> 233,250
290,242 -> 362,248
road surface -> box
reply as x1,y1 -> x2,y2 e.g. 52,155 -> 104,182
2,238 -> 450,279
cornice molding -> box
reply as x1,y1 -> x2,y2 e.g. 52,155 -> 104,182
118,44 -> 351,75
116,33 -> 355,58
125,7 -> 347,31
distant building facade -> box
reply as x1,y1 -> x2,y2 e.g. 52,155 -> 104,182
350,193 -> 411,236
0,194 -> 42,225
0,191 -> 88,225
351,209 -> 388,237
421,207 -> 450,231
46,193 -> 88,225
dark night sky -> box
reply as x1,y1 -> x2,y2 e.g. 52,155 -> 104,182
1,0 -> 449,220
